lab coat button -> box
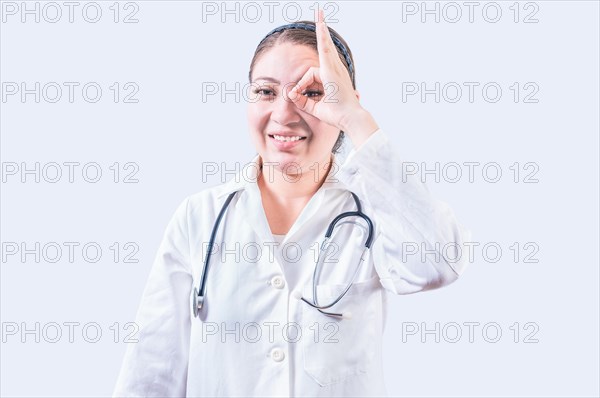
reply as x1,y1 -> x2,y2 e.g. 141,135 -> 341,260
270,348 -> 285,362
271,275 -> 285,289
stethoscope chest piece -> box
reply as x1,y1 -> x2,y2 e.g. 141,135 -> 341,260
192,287 -> 204,318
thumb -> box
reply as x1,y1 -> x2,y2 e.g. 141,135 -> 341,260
288,85 -> 318,115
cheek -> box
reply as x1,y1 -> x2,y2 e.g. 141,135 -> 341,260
306,119 -> 340,147
246,103 -> 268,133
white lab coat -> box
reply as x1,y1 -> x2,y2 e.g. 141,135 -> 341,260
113,129 -> 471,397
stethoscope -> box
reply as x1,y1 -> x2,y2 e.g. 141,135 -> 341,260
192,189 -> 374,319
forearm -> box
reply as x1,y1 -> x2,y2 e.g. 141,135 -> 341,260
336,129 -> 471,293
340,107 -> 380,149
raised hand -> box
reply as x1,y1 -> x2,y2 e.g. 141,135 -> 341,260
288,8 -> 378,147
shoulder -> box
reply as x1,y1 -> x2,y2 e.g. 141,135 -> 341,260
171,157 -> 258,222
179,181 -> 245,221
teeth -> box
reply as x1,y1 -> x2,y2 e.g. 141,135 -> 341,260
273,135 -> 303,142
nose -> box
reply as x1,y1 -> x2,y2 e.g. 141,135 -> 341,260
270,87 -> 301,126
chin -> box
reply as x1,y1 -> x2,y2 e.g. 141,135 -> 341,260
263,151 -> 304,171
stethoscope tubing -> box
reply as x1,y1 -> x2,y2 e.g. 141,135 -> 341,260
197,191 -> 238,303
193,189 -> 373,319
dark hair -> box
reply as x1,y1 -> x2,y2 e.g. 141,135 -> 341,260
248,21 -> 356,154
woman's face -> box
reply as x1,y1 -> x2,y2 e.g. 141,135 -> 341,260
247,42 -> 340,175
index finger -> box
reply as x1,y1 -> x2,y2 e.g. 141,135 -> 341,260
314,8 -> 338,69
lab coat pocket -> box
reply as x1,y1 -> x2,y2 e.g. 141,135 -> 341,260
301,276 -> 382,387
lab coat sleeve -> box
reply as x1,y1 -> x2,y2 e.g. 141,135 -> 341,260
336,129 -> 471,294
113,197 -> 193,397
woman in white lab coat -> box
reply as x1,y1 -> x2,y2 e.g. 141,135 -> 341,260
114,10 -> 470,398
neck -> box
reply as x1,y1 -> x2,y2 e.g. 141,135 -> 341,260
257,155 -> 333,202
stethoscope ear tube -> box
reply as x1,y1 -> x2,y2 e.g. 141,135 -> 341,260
324,192 -> 374,248
325,211 -> 374,248
298,191 -> 374,320
193,191 -> 239,318
300,246 -> 368,318
299,296 -> 346,318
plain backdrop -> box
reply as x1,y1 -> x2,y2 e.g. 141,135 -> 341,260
1,1 -> 599,397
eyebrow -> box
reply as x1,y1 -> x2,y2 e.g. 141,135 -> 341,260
253,77 -> 282,84
252,76 -> 311,85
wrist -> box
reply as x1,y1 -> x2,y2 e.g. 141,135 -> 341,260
340,108 -> 379,149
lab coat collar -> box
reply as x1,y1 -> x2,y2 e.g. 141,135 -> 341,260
215,153 -> 351,249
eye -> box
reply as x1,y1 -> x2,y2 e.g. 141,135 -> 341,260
302,90 -> 324,98
253,88 -> 275,95
252,87 -> 275,101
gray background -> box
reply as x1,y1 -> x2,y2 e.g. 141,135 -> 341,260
1,1 -> 599,396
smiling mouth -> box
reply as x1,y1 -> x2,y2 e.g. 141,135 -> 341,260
268,134 -> 307,142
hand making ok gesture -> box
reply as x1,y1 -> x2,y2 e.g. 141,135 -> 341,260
288,8 -> 379,146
